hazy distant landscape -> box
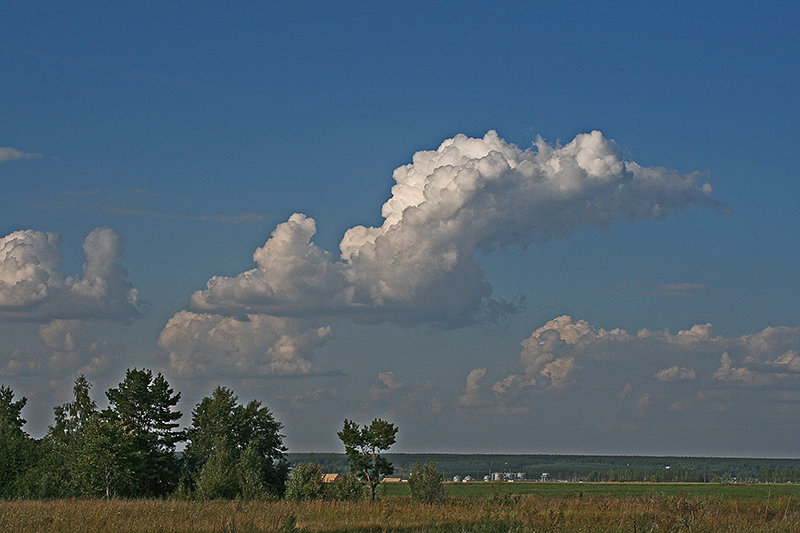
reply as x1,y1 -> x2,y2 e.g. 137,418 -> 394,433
291,453 -> 800,484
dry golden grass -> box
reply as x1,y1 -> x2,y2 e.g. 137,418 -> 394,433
1,493 -> 800,532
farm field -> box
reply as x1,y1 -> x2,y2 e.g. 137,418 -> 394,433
3,483 -> 800,532
382,481 -> 800,499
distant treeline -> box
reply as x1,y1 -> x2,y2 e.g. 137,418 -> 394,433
588,469 -> 711,483
758,468 -> 800,484
289,453 -> 800,483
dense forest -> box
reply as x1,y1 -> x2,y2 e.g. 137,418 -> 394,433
3,369 -> 800,501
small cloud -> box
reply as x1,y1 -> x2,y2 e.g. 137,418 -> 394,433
713,352 -> 779,386
768,350 -> 800,372
369,371 -> 405,399
674,323 -> 717,345
654,365 -> 697,382
458,368 -> 487,406
0,147 -> 42,164
635,393 -> 651,416
513,315 -> 627,390
741,326 -> 800,358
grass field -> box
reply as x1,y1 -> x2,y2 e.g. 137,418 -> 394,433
3,483 -> 800,532
381,481 -> 800,500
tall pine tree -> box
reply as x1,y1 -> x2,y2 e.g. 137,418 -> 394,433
104,369 -> 183,497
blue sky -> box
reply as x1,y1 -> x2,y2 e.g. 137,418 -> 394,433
2,2 -> 799,456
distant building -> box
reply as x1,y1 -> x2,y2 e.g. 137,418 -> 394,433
490,472 -> 527,482
383,477 -> 404,483
322,474 -> 339,483
453,475 -> 462,482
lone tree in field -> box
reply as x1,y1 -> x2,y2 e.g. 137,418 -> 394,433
337,418 -> 398,501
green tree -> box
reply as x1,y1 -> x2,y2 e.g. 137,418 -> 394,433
408,461 -> 445,504
337,418 -> 398,501
104,368 -> 183,497
194,438 -> 239,499
285,461 -> 325,501
51,375 -> 97,439
238,441 -> 276,500
75,417 -> 136,498
0,384 -> 26,430
185,386 -> 288,499
0,385 -> 33,498
21,376 -> 99,498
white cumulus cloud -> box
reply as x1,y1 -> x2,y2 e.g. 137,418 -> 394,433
458,367 -> 487,406
0,228 -> 141,322
370,371 -> 405,399
1,320 -> 115,378
496,316 -> 800,395
158,310 -> 333,377
188,130 -> 715,326
164,130 -> 716,376
516,315 -> 629,387
654,366 -> 697,382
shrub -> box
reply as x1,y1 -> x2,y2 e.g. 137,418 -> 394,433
285,462 -> 325,501
325,473 -> 366,501
408,461 -> 444,504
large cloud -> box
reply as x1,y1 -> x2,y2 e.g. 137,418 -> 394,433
189,130 -> 715,326
164,130 -> 716,376
0,228 -> 141,322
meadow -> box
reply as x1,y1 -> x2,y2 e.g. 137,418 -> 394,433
3,483 -> 800,532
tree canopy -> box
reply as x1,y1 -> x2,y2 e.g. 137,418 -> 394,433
337,418 -> 398,501
184,386 -> 288,499
0,385 -> 31,497
103,368 -> 183,497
